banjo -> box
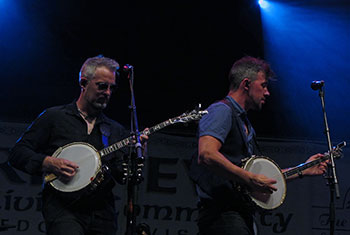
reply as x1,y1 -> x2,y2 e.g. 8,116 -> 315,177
44,108 -> 208,192
241,141 -> 346,210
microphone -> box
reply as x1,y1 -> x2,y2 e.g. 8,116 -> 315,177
311,80 -> 324,90
123,64 -> 133,72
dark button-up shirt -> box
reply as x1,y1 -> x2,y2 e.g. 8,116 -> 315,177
9,101 -> 128,174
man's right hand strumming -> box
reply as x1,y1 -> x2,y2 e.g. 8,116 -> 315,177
247,172 -> 277,194
42,156 -> 79,182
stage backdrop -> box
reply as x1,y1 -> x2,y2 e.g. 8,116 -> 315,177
1,121 -> 349,235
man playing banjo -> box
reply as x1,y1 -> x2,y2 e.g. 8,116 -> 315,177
189,56 -> 328,235
9,56 -> 147,235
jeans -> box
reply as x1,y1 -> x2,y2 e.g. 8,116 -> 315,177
42,187 -> 117,235
197,200 -> 255,235
45,209 -> 117,235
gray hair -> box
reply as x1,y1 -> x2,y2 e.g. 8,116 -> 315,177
79,55 -> 120,83
228,56 -> 275,91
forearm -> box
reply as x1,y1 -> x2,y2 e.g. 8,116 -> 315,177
199,150 -> 253,185
198,135 -> 277,193
198,135 -> 253,185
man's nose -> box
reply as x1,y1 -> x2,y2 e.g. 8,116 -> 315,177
104,88 -> 112,96
264,88 -> 270,96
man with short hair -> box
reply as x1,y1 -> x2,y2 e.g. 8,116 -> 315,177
190,56 -> 327,235
9,56 -> 144,235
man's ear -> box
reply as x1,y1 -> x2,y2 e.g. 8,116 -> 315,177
242,78 -> 251,90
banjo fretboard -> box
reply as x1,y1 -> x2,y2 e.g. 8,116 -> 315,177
98,110 -> 207,157
283,141 -> 346,179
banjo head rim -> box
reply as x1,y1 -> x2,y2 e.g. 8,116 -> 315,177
52,142 -> 100,156
50,142 -> 102,192
243,155 -> 287,210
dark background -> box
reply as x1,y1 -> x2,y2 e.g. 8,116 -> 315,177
1,0 -> 349,142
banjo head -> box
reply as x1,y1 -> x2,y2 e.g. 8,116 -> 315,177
50,142 -> 101,192
244,156 -> 287,210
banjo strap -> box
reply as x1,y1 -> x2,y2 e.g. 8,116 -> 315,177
100,123 -> 111,148
221,97 -> 263,156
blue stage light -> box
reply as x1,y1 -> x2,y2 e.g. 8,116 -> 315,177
258,0 -> 269,9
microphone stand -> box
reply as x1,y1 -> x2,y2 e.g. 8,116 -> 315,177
124,65 -> 145,235
315,84 -> 340,235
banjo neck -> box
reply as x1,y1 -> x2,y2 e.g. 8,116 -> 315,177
98,120 -> 169,157
283,141 -> 346,179
98,109 -> 208,158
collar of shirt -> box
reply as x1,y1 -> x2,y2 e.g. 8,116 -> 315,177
64,101 -> 112,126
225,96 -> 247,120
